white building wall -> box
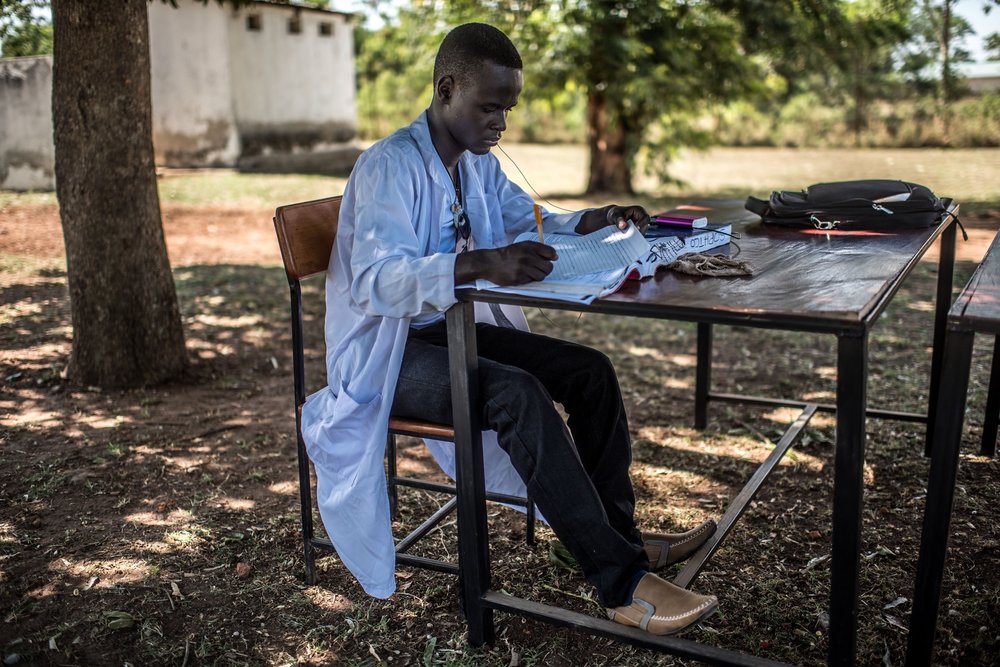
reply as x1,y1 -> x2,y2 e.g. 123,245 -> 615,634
0,1 -> 358,189
147,0 -> 240,166
968,76 -> 1000,94
0,56 -> 54,190
226,4 -> 356,156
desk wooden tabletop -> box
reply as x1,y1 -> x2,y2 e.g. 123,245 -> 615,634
950,224 -> 1000,334
460,202 -> 958,335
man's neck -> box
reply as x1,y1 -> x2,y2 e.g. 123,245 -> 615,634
426,106 -> 462,174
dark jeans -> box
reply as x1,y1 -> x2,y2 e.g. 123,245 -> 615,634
390,320 -> 648,607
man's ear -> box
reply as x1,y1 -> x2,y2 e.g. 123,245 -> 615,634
435,75 -> 454,103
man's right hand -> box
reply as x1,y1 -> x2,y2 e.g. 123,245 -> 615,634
455,241 -> 558,286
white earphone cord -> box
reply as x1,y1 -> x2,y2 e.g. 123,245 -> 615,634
496,143 -> 575,213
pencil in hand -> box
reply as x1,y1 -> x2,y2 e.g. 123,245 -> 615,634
533,204 -> 545,244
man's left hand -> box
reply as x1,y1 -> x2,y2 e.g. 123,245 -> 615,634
576,204 -> 650,236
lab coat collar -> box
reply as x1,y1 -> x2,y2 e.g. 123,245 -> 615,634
409,112 -> 493,249
409,111 -> 452,192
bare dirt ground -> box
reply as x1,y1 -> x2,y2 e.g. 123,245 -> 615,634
2,200 -> 999,666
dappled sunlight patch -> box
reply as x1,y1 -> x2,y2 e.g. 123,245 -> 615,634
2,401 -> 134,432
165,524 -> 212,547
637,425 -> 766,461
125,507 -> 194,527
157,455 -> 207,472
126,539 -> 182,555
637,423 -> 827,474
773,446 -> 825,472
132,444 -> 167,456
0,521 -> 17,581
43,557 -> 153,588
634,463 -> 714,486
668,353 -> 698,368
862,461 -> 876,485
186,339 -> 236,358
622,346 -> 697,370
908,299 -> 936,313
125,511 -> 172,527
158,452 -> 231,472
635,495 -> 724,529
659,376 -> 691,390
190,313 -> 266,329
2,402 -> 70,430
267,480 -> 298,495
76,414 -> 125,429
47,557 -> 138,585
816,365 -> 837,380
625,344 -> 666,361
806,412 -> 835,429
303,587 -> 353,612
803,390 -> 835,403
636,424 -> 671,442
761,406 -> 807,423
1,298 -> 44,322
217,497 -> 256,511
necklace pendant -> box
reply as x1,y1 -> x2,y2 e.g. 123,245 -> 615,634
451,200 -> 461,215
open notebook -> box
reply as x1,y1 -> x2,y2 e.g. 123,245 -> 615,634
474,224 -> 686,304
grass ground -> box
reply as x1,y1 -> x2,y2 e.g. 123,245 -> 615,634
1,146 -> 999,665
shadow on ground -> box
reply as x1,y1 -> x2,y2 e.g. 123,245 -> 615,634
1,258 -> 998,666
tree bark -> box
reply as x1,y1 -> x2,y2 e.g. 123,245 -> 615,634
940,0 -> 952,102
852,55 -> 866,147
52,0 -> 187,387
585,89 -> 633,195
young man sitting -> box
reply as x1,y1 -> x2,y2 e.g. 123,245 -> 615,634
301,22 -> 719,636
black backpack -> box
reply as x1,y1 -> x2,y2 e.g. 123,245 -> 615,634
745,180 -> 951,231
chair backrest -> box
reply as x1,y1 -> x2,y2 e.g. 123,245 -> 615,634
273,196 -> 342,281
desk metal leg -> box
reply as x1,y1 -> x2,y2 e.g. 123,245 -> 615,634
905,327 -> 973,667
446,303 -> 495,646
926,220 -> 958,456
695,323 -> 713,429
980,336 -> 1000,457
829,332 -> 867,667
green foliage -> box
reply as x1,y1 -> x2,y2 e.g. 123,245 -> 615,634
0,0 -> 48,55
353,1 -> 1000,185
354,0 -> 585,142
711,93 -> 1000,148
0,0 -> 44,38
986,31 -> 1000,60
901,0 -> 978,101
353,4 -> 439,139
0,15 -> 49,56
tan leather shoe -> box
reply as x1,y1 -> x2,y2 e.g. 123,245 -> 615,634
607,572 -> 718,635
643,519 -> 716,570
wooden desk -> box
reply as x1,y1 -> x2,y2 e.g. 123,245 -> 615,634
906,227 -> 999,667
446,202 -> 959,666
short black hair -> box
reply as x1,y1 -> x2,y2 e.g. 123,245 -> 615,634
433,23 -> 522,89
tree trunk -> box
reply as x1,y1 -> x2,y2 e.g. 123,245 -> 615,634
585,90 -> 633,195
940,0 -> 952,102
52,0 -> 187,388
852,55 -> 866,147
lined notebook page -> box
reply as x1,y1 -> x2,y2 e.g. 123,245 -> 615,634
516,224 -> 650,281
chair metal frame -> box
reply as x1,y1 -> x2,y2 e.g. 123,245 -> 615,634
272,195 -> 535,585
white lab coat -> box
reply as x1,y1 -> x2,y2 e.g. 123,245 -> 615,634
299,112 -> 586,598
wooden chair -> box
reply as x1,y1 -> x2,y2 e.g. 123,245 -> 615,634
272,195 -> 536,584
